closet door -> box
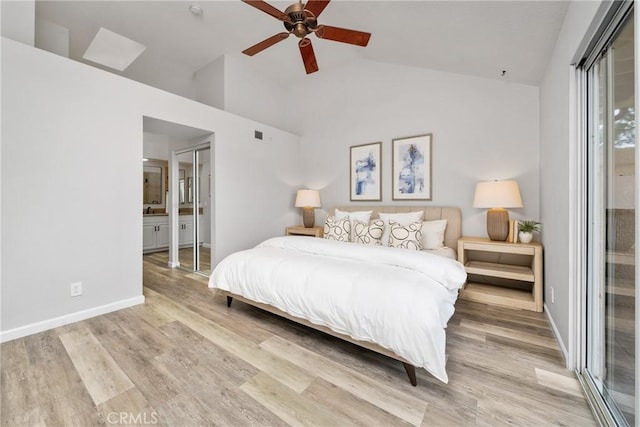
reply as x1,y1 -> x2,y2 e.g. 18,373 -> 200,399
172,145 -> 211,275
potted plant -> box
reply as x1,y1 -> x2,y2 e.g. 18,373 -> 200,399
518,220 -> 541,243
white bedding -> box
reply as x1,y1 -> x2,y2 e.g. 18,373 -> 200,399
208,236 -> 467,383
423,246 -> 457,260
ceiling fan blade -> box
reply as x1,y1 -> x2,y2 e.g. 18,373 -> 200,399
304,0 -> 331,18
243,32 -> 290,56
242,0 -> 287,21
316,25 -> 371,47
299,39 -> 319,74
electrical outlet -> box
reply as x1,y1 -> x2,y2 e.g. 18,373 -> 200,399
551,287 -> 555,304
70,281 -> 82,297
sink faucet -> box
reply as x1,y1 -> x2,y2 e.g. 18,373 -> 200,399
146,206 -> 151,214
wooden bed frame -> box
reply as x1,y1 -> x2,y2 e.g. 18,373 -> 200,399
221,206 -> 462,386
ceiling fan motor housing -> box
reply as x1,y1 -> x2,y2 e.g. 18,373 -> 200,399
283,3 -> 318,38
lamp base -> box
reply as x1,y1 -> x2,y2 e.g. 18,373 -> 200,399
302,208 -> 315,228
486,208 -> 509,241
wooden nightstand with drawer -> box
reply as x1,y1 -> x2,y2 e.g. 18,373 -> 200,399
286,226 -> 324,238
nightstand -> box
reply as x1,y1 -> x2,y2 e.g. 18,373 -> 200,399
286,225 -> 324,238
457,237 -> 543,312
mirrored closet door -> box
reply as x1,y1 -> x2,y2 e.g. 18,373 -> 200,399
173,144 -> 212,275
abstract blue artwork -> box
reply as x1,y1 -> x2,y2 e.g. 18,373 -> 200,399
392,134 -> 432,200
350,142 -> 381,201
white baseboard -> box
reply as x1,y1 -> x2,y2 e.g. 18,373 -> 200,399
0,295 -> 145,343
202,242 -> 211,248
544,303 -> 569,367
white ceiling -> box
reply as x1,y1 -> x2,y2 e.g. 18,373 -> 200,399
35,0 -> 570,96
143,116 -> 214,139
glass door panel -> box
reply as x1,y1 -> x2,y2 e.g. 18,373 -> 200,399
586,11 -> 635,426
195,147 -> 212,275
176,151 -> 194,271
174,146 -> 211,275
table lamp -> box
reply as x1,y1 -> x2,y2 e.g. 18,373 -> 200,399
473,180 -> 523,241
295,189 -> 321,228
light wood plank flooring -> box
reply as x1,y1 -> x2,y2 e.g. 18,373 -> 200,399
0,255 -> 596,426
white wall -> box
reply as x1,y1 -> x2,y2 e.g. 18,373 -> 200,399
1,37 -> 301,340
1,0 -> 35,46
222,54 -> 294,133
291,59 -> 540,236
35,18 -> 69,58
539,0 -> 602,361
143,132 -> 170,160
195,56 -> 225,110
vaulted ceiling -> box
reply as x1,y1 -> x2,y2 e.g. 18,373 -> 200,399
35,1 -> 570,98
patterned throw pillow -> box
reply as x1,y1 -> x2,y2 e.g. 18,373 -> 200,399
388,220 -> 423,250
353,219 -> 384,246
335,209 -> 373,242
323,216 -> 351,242
379,211 -> 424,246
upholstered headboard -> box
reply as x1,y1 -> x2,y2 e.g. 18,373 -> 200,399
333,206 -> 462,252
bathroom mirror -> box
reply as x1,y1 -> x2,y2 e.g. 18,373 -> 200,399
179,169 -> 185,204
187,177 -> 193,204
143,166 -> 163,204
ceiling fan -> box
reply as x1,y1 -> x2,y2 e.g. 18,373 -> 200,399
241,0 -> 371,74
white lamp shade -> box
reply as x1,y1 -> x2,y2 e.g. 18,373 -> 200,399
473,180 -> 523,208
295,189 -> 321,208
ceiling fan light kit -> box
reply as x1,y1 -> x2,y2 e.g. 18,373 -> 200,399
242,0 -> 371,74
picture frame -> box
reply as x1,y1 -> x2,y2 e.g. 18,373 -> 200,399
350,142 -> 382,201
392,134 -> 432,201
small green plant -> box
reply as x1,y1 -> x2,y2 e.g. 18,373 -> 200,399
519,220 -> 541,233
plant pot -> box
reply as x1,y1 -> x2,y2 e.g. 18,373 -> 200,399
519,231 -> 533,243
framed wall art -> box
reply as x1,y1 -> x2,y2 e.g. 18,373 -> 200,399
350,142 -> 382,201
392,134 -> 432,201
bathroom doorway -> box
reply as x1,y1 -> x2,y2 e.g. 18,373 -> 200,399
142,116 -> 214,276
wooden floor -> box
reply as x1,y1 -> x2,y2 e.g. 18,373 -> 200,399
1,255 -> 597,426
146,247 -> 211,275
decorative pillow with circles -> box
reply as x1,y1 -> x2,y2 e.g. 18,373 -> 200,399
352,219 -> 384,246
323,216 -> 351,242
335,209 -> 373,242
379,211 -> 424,246
388,220 -> 423,251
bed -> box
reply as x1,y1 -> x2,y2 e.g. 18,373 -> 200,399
208,206 -> 466,385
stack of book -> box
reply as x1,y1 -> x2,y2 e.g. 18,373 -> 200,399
506,220 -> 519,243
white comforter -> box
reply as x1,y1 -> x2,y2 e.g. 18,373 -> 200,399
208,236 -> 467,383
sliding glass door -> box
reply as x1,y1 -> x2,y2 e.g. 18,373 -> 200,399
583,7 -> 635,425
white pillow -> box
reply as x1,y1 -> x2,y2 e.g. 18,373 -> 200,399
353,219 -> 384,246
379,211 -> 424,246
323,216 -> 351,242
388,220 -> 423,251
335,209 -> 372,242
421,219 -> 447,250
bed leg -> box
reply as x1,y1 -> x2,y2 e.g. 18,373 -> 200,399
402,362 -> 417,386
226,296 -> 233,307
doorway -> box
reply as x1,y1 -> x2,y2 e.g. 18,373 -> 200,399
142,116 -> 214,276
